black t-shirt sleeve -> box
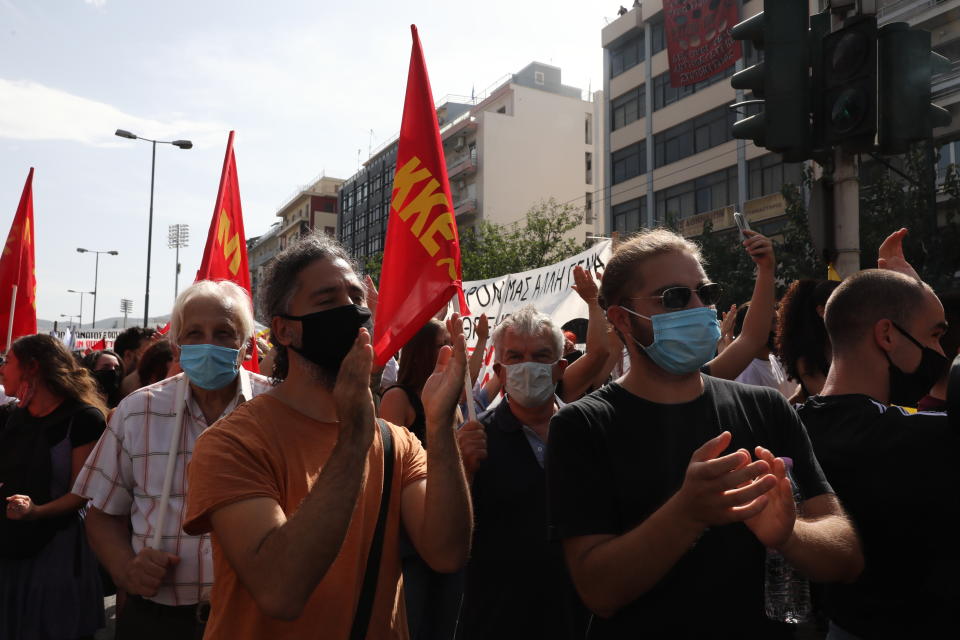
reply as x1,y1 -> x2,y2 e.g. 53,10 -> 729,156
546,402 -> 620,541
770,393 -> 833,501
69,406 -> 107,448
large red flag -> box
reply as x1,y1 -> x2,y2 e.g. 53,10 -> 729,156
0,168 -> 37,352
373,25 -> 468,367
195,132 -> 258,372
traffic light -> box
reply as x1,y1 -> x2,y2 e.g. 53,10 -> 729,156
878,22 -> 953,154
730,1 -> 811,161
819,16 -> 877,151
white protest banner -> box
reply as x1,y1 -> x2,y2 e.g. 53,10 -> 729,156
460,239 -> 612,347
52,329 -> 122,351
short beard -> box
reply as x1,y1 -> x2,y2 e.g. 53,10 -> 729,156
292,349 -> 337,390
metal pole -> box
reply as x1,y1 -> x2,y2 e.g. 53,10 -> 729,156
833,147 -> 861,277
79,293 -> 84,329
145,140 -> 156,327
92,252 -> 100,328
174,241 -> 180,300
4,285 -> 17,354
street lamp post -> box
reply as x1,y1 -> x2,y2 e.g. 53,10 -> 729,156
115,129 -> 192,327
59,314 -> 80,329
66,289 -> 95,328
168,224 -> 190,300
77,248 -> 118,328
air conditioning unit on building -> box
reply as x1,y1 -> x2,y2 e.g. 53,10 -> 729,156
454,136 -> 466,150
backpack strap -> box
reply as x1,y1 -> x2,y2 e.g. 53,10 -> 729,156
349,418 -> 395,640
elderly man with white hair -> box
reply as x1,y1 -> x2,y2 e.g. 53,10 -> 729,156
74,280 -> 271,639
456,304 -> 590,640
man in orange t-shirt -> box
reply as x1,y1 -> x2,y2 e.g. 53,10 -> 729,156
183,234 -> 474,639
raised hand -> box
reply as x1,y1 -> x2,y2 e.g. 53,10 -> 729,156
718,304 -> 737,352
332,328 -> 376,448
422,313 -> 468,429
571,265 -> 600,304
745,446 -> 796,550
877,227 -> 921,280
476,313 -> 489,343
124,547 -> 181,597
742,230 -> 775,272
674,431 -> 777,529
456,420 -> 487,477
364,274 -> 379,321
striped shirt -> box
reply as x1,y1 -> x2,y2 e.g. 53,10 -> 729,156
73,369 -> 272,606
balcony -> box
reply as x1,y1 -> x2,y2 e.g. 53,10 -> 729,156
454,198 -> 478,218
447,154 -> 478,179
878,0 -> 960,27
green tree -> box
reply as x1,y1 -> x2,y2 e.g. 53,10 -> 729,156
459,198 -> 585,280
859,143 -> 960,291
777,177 -> 825,285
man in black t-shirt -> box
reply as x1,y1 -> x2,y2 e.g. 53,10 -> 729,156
546,229 -> 862,638
797,231 -> 957,638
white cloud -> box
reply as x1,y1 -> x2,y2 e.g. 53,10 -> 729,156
83,0 -> 106,8
0,78 -> 227,149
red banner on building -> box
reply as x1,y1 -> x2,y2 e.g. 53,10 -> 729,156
195,131 -> 258,372
664,0 -> 741,87
373,25 -> 468,367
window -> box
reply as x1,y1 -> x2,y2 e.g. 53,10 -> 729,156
651,20 -> 666,55
651,66 -> 734,112
612,197 -> 646,233
654,104 -> 735,168
497,106 -> 507,114
612,141 -> 646,184
585,114 -> 593,145
611,85 -> 645,130
585,192 -> 594,223
655,166 -> 738,223
585,152 -> 593,184
611,34 -> 644,77
535,71 -> 545,85
747,154 -> 803,199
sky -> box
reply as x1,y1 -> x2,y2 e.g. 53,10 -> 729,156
0,0 -> 614,328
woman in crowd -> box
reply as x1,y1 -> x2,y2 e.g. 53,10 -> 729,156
82,349 -> 125,409
136,338 -> 175,387
0,334 -> 108,639
776,278 -> 841,403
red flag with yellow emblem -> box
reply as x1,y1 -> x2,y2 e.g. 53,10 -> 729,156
196,132 -> 258,372
373,26 -> 468,367
0,167 -> 37,353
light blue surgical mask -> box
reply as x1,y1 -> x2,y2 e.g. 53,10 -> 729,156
179,344 -> 240,390
619,306 -> 721,375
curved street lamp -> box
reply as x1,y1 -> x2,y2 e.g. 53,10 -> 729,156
77,248 -> 119,328
114,129 -> 192,326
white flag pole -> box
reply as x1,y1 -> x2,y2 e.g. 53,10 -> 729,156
4,284 -> 18,354
151,375 -> 188,549
457,292 -> 477,423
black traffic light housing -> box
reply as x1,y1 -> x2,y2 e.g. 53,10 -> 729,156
878,22 -> 953,154
820,15 -> 877,151
730,1 -> 812,161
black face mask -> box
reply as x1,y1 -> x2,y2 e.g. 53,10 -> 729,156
885,322 -> 949,407
280,304 -> 373,377
92,369 -> 122,404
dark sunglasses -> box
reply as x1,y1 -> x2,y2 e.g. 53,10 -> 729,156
632,282 -> 723,310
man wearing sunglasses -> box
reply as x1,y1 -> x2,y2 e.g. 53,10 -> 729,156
546,228 -> 862,638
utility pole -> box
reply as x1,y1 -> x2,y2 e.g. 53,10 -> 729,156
168,224 -> 189,301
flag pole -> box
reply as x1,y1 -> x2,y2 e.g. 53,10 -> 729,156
151,375 -> 188,549
456,293 -> 477,423
4,284 -> 17,354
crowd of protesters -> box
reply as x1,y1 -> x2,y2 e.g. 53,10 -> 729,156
0,224 -> 957,639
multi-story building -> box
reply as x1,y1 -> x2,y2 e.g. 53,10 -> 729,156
601,1 -> 960,242
339,62 -> 605,268
247,175 -> 344,308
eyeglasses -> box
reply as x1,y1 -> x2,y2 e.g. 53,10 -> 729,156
630,283 -> 723,310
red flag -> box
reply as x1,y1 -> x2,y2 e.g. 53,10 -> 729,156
195,132 -> 258,372
90,338 -> 107,351
373,26 -> 468,367
0,168 -> 37,352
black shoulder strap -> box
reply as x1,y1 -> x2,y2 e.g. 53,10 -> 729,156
349,418 -> 395,640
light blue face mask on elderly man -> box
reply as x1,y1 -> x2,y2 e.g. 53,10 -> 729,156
619,306 -> 721,375
178,344 -> 241,390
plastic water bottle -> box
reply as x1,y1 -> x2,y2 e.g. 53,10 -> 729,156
763,458 -> 811,623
